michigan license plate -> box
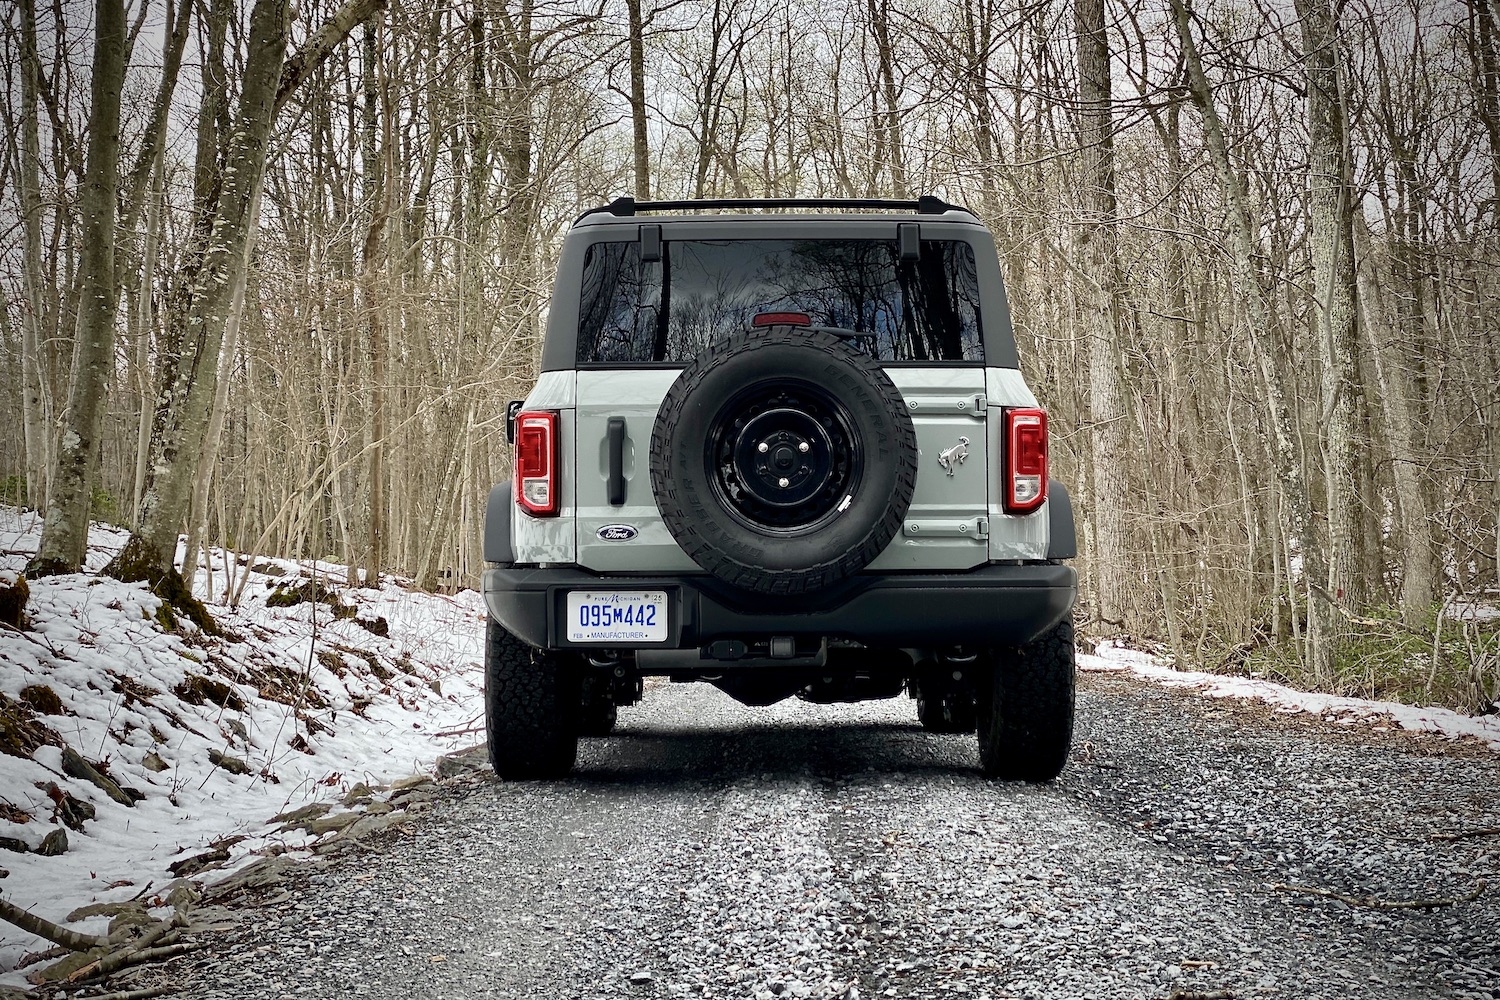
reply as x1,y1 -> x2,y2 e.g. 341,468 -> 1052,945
565,591 -> 668,643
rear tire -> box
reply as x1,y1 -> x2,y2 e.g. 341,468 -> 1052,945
976,615 -> 1075,781
485,619 -> 579,779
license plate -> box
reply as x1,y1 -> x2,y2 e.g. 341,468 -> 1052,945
565,591 -> 668,643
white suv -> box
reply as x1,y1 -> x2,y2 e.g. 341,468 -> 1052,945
482,197 -> 1078,781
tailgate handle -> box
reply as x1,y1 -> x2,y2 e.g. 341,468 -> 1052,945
607,417 -> 627,506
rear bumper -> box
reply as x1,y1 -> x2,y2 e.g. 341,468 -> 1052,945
481,563 -> 1076,651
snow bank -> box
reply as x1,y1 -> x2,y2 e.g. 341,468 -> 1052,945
0,508 -> 486,981
1081,642 -> 1500,751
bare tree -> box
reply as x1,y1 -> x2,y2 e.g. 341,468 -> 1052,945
25,0 -> 126,577
1073,0 -> 1132,633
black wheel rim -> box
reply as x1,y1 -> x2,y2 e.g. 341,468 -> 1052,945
704,379 -> 863,533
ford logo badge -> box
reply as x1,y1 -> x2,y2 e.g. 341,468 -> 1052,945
597,524 -> 638,541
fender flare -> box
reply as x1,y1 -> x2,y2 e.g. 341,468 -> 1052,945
483,482 -> 515,564
1046,480 -> 1077,560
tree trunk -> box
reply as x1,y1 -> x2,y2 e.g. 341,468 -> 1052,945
1074,0 -> 1132,633
1353,217 -> 1436,619
867,0 -> 906,196
16,0 -> 54,511
627,0 -> 650,200
108,0 -> 386,589
26,0 -> 127,577
1293,0 -> 1364,615
1171,0 -> 1336,683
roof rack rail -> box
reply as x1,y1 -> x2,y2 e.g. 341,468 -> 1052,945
577,195 -> 967,222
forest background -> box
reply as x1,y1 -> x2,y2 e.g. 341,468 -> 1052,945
2,0 -> 1497,712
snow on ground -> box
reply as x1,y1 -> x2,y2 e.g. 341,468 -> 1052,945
0,508 -> 486,981
1081,641 -> 1500,751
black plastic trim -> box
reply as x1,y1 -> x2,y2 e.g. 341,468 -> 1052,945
483,482 -> 515,564
898,222 -> 920,260
639,224 -> 661,262
607,417 -> 627,506
481,562 -> 1077,653
579,195 -> 968,221
1047,480 -> 1077,560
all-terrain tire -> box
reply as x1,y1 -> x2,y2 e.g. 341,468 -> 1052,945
650,326 -> 918,595
976,615 -> 1075,781
485,619 -> 579,779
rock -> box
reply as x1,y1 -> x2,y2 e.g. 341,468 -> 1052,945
365,799 -> 394,816
122,786 -> 146,803
630,971 -> 655,984
37,827 -> 68,856
208,749 -> 250,775
0,572 -> 28,630
142,751 -> 170,772
28,946 -> 107,985
39,781 -> 96,830
66,900 -> 143,922
0,867 -> 8,878
166,880 -> 203,912
106,907 -> 155,939
340,813 -> 402,842
18,683 -> 62,715
307,812 -> 360,836
428,678 -> 443,696
270,801 -> 331,826
390,774 -> 434,793
168,844 -> 230,878
435,744 -> 487,779
342,782 -> 374,806
228,718 -> 250,744
206,855 -> 299,900
61,747 -> 134,806
390,786 -> 437,808
0,837 -> 27,854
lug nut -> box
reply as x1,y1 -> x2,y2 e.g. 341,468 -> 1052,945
758,442 -> 769,453
778,477 -> 790,488
798,441 -> 810,453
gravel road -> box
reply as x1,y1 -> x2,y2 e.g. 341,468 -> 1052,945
168,669 -> 1498,1000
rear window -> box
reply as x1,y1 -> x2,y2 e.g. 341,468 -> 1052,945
577,239 -> 983,365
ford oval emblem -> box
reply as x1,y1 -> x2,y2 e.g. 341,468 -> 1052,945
597,524 -> 638,541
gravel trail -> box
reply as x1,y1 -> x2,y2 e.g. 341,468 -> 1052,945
167,671 -> 1498,1000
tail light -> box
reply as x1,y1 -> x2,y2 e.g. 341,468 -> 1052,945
1003,407 -> 1047,514
514,411 -> 559,517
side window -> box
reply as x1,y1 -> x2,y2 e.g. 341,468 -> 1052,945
578,242 -> 661,364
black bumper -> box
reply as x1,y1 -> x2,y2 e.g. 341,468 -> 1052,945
481,563 -> 1076,651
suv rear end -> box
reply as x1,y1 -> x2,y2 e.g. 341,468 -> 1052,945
482,197 -> 1077,780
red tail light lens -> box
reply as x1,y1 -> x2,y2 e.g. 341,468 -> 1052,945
514,411 -> 559,517
1004,408 -> 1047,514
751,311 -> 812,327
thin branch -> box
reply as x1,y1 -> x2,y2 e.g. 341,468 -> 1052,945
0,896 -> 108,952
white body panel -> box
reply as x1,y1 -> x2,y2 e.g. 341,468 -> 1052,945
510,364 -> 1053,571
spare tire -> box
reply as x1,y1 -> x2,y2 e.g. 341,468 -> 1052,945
650,326 -> 918,595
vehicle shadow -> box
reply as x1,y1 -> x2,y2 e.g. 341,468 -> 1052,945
573,720 -> 980,788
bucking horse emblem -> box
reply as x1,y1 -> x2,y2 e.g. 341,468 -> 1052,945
937,436 -> 970,476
